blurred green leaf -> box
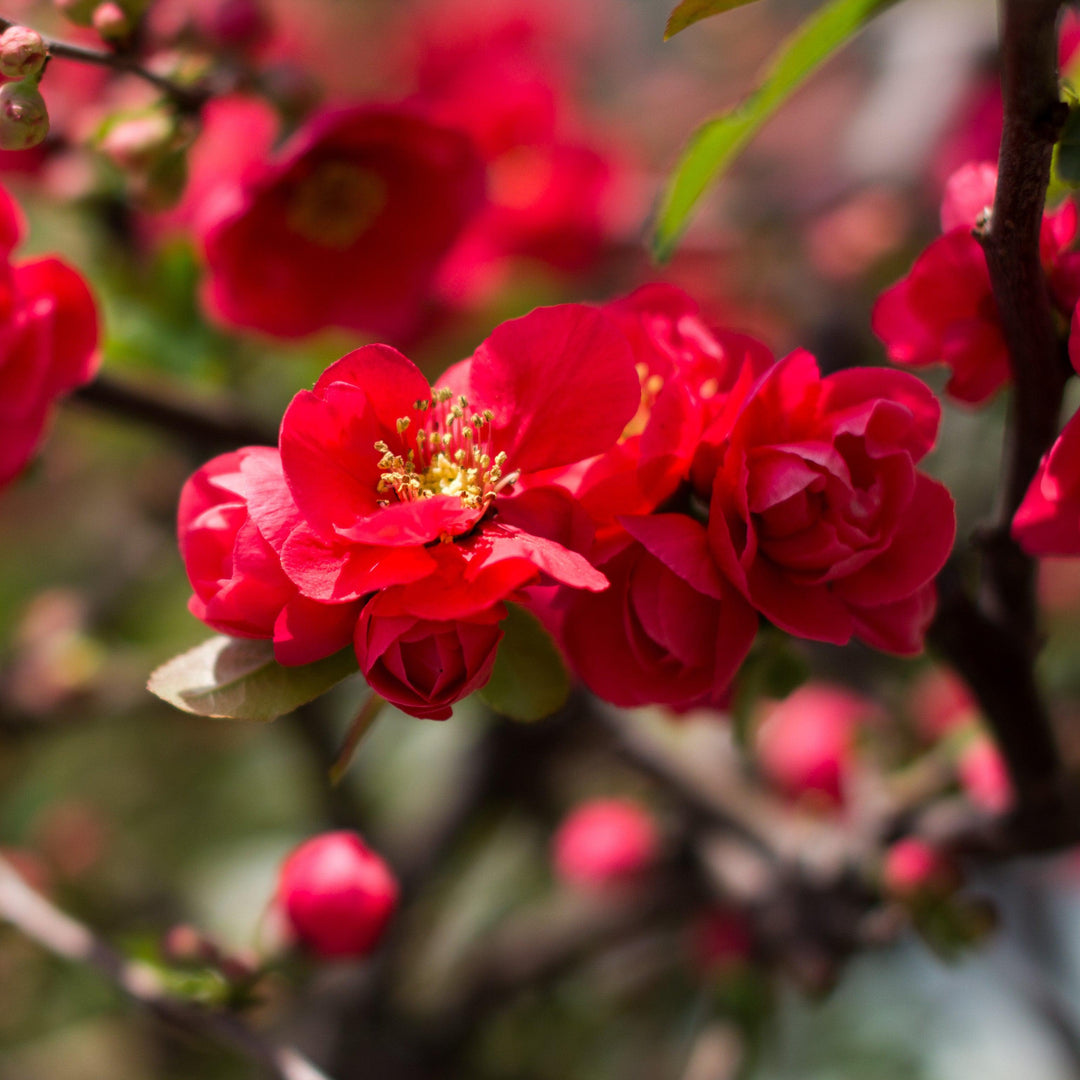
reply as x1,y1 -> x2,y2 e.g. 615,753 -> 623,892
148,636 -> 359,721
730,633 -> 809,745
652,0 -> 898,260
665,0 -> 762,39
479,604 -> 570,722
1055,104 -> 1080,186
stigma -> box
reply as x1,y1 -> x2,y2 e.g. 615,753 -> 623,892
375,388 -> 519,510
287,161 -> 386,249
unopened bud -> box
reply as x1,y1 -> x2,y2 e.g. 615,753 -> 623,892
92,1 -> 133,41
54,0 -> 98,28
0,81 -> 49,151
882,838 -> 960,902
100,111 -> 176,171
0,27 -> 46,82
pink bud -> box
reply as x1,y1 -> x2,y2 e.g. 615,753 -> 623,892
958,736 -> 1013,814
552,798 -> 660,889
754,683 -> 876,809
690,908 -> 753,974
0,81 -> 49,151
882,838 -> 960,901
909,666 -> 978,743
92,2 -> 132,41
0,27 -> 45,82
276,832 -> 398,959
100,112 -> 175,171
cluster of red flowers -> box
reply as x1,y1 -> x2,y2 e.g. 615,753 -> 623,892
178,284 -> 956,719
162,0 -> 620,341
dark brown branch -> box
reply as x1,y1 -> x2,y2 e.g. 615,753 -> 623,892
71,372 -> 278,455
0,855 -> 332,1080
930,0 -> 1072,830
0,16 -> 209,112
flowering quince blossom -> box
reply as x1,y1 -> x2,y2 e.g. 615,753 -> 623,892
199,103 -> 485,339
276,831 -> 398,960
705,350 -> 955,654
872,161 -> 1080,404
179,304 -> 640,718
0,184 -> 100,490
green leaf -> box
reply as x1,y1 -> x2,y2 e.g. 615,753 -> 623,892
652,0 -> 899,260
148,636 -> 359,722
478,604 -> 570,722
1055,103 -> 1080,186
665,0 -> 763,40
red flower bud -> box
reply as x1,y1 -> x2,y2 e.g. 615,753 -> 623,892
552,799 -> 660,889
958,735 -> 1013,814
0,27 -> 46,82
276,832 -> 398,959
0,81 -> 48,151
92,3 -> 134,42
882,838 -> 960,901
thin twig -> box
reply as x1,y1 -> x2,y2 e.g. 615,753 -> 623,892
71,372 -> 278,454
0,855 -> 333,1080
0,15 -> 210,112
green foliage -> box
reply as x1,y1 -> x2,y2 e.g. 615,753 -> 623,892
652,0 -> 899,260
1055,103 -> 1080,186
479,604 -> 570,722
664,0 -> 763,40
730,632 -> 810,744
147,635 -> 359,722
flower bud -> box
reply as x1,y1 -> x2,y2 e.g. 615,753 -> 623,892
276,832 -> 398,959
958,735 -> 1013,814
690,908 -> 754,975
92,2 -> 133,41
99,111 -> 177,172
0,81 -> 49,151
882,838 -> 960,902
552,798 -> 660,889
0,27 -> 46,82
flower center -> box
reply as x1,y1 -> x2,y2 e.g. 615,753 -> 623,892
287,161 -> 386,249
375,388 -> 518,511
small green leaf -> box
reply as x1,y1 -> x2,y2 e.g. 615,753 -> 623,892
148,636 -> 359,722
1055,104 -> 1080,186
665,0 -> 763,40
479,604 -> 570,722
653,0 -> 899,260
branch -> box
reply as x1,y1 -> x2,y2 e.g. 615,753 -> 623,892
0,855 -> 333,1080
71,372 -> 278,454
0,16 -> 210,112
931,0 -> 1072,829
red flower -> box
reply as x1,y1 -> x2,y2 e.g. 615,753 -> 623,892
276,831 -> 398,959
277,304 -> 638,604
556,514 -> 758,710
0,184 -> 99,489
199,104 -> 485,339
706,351 -> 955,653
872,162 -> 1080,405
548,284 -> 774,559
1013,386 -> 1080,556
177,447 -> 362,665
754,682 -> 878,808
552,798 -> 660,889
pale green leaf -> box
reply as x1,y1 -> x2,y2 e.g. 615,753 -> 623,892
479,604 -> 570,722
653,0 -> 899,260
148,635 -> 359,722
665,0 -> 763,40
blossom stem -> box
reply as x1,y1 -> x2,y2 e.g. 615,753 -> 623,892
0,16 -> 210,112
329,693 -> 385,786
0,854 -> 334,1080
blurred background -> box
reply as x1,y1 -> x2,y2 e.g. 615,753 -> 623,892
7,0 -> 1080,1077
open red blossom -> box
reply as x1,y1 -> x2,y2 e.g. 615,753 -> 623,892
277,303 -> 638,606
557,513 -> 758,711
1013,381 -> 1080,556
872,162 -> 1080,405
706,351 -> 955,654
545,284 -> 774,559
199,104 -> 485,340
178,447 -> 362,666
0,184 -> 100,490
